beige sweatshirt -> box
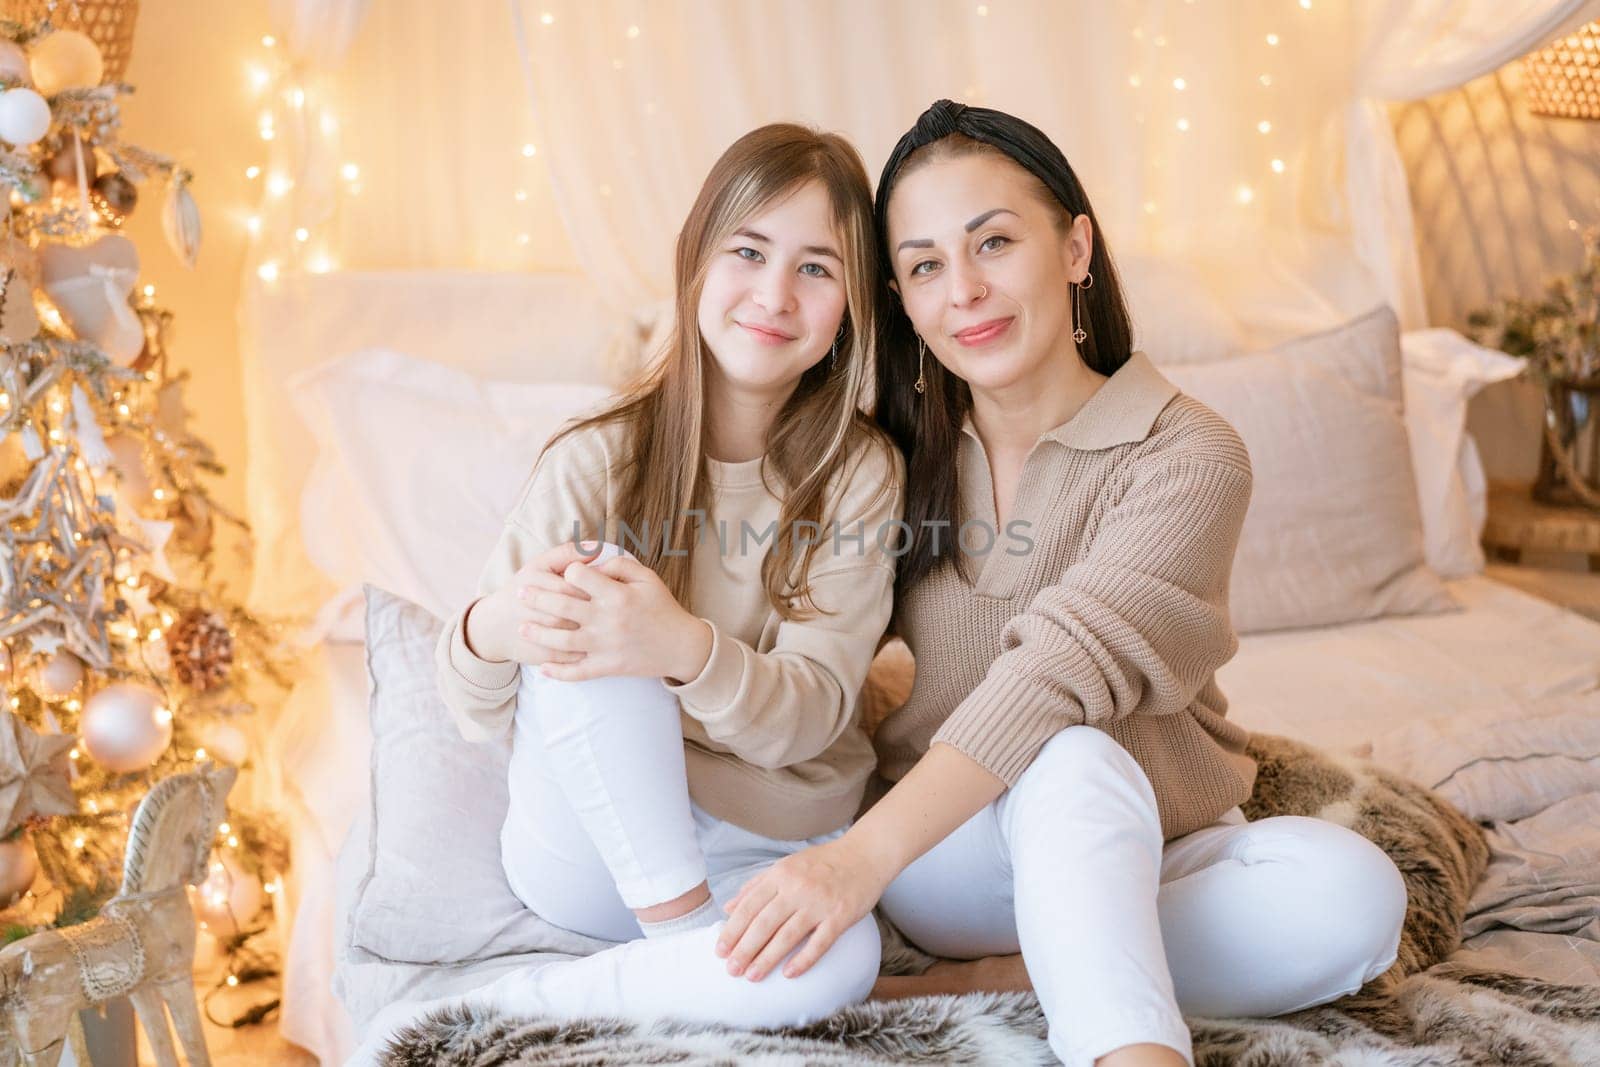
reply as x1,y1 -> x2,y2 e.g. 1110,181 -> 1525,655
436,416 -> 905,841
873,352 -> 1260,841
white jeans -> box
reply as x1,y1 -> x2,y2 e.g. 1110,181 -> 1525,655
346,620 -> 879,1065
879,725 -> 1409,1067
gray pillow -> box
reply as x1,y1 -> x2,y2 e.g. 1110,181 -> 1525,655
344,584 -> 609,964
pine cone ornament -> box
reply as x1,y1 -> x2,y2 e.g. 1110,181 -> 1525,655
166,608 -> 232,691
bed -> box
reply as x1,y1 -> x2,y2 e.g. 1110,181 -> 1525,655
241,271 -> 1600,1065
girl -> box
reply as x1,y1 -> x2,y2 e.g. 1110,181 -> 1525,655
348,124 -> 902,1062
711,102 -> 1408,1067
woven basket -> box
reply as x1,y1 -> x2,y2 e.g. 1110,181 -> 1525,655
5,0 -> 140,83
1524,20 -> 1600,121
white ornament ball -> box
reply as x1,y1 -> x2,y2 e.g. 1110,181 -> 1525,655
34,649 -> 84,700
0,40 -> 31,86
192,854 -> 264,940
81,682 -> 171,772
0,88 -> 51,148
0,833 -> 39,906
28,30 -> 102,97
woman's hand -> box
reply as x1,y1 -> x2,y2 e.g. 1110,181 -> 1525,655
714,833 -> 895,982
463,542 -> 598,666
523,550 -> 713,683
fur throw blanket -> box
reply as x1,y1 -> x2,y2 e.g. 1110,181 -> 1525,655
383,733 -> 1600,1065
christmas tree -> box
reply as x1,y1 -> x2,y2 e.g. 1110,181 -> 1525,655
0,0 -> 293,1012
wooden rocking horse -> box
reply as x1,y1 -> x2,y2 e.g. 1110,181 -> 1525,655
0,763 -> 236,1066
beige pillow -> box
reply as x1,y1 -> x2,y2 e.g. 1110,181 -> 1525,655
1164,307 -> 1457,633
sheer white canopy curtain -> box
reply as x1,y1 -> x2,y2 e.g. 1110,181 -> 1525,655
506,0 -> 1600,337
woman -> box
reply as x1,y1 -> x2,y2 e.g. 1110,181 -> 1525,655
712,101 -> 1408,1067
347,123 -> 902,1063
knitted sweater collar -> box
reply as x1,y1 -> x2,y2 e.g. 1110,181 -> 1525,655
959,351 -> 1179,452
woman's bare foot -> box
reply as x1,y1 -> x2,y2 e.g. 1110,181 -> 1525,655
1096,1043 -> 1188,1067
869,953 -> 1031,1000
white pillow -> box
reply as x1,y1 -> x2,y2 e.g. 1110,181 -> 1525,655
1399,330 -> 1525,579
1164,307 -> 1458,633
345,584 -> 612,965
289,348 -> 614,633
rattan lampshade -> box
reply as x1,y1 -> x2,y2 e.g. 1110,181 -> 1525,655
1523,20 -> 1600,120
4,0 -> 140,83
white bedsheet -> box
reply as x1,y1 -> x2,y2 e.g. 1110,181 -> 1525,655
281,574 -> 1600,1063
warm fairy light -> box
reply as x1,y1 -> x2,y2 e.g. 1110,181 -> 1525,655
245,216 -> 261,236
69,748 -> 80,760
161,612 -> 173,625
626,24 -> 640,37
1257,120 -> 1272,133
1173,77 -> 1187,91
227,835 -> 239,848
147,628 -> 161,642
226,975 -> 239,987
1129,74 -> 1142,88
308,253 -> 335,273
152,488 -> 165,500
1299,0 -> 1312,8
266,174 -> 292,197
320,111 -> 339,136
1237,185 -> 1255,204
341,163 -> 359,181
257,261 -> 280,282
245,165 -> 260,179
521,143 -> 537,157
517,233 -> 531,245
1260,74 -> 1273,86
87,799 -> 97,813
73,836 -> 84,849
976,4 -> 989,13
289,87 -> 305,109
261,34 -> 276,47
540,12 -> 554,25
219,822 -> 231,834
1266,33 -> 1280,46
195,747 -> 207,760
143,284 -> 156,298
47,429 -> 61,442
66,699 -> 80,711
117,403 -> 129,415
247,65 -> 269,93
1271,158 -> 1286,173
1175,118 -> 1190,131
294,227 -> 309,242
155,707 -> 173,725
48,398 -> 63,414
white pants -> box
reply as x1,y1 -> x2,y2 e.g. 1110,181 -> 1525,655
345,603 -> 878,1064
879,725 -> 1409,1067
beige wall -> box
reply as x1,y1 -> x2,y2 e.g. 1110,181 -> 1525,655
1392,61 -> 1600,484
114,0 -> 270,592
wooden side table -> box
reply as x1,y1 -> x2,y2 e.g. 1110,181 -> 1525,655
1482,483 -> 1600,572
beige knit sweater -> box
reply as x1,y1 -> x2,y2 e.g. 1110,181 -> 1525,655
436,417 -> 905,841
874,352 -> 1259,841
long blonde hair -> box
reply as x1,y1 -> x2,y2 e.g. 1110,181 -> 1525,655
546,123 -> 894,620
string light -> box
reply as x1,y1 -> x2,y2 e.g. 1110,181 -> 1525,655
522,143 -> 537,157
1257,120 -> 1272,133
1271,158 -> 1286,173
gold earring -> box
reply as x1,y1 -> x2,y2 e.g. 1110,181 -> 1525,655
1072,270 -> 1094,345
914,335 -> 927,394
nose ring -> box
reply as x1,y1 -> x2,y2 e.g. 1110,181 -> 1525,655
977,284 -> 988,300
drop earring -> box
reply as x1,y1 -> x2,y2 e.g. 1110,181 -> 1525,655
1072,270 -> 1095,345
914,335 -> 927,394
